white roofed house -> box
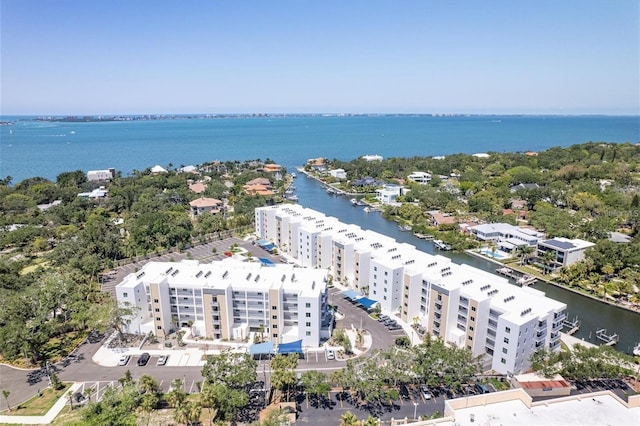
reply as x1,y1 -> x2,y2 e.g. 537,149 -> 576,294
407,171 -> 432,184
87,168 -> 115,181
468,223 -> 543,253
536,237 -> 595,271
189,197 -> 223,218
329,168 -> 347,180
376,184 -> 407,205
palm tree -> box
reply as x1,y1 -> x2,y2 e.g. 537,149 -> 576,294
362,415 -> 379,426
138,374 -> 159,394
340,411 -> 360,426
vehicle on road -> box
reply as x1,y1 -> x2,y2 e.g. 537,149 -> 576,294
118,355 -> 131,366
326,349 -> 336,360
420,384 -> 432,400
137,352 -> 151,366
157,354 -> 169,366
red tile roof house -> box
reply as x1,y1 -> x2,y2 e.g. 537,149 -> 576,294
189,197 -> 223,217
188,182 -> 207,194
428,210 -> 457,227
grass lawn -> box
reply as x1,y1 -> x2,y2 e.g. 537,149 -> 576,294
51,405 -> 84,426
4,383 -> 72,416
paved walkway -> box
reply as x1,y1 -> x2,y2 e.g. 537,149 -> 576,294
561,332 -> 597,351
0,382 -> 82,425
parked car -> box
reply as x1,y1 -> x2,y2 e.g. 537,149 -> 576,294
137,352 -> 151,366
377,315 -> 389,322
157,355 -> 169,366
118,355 -> 131,366
387,324 -> 402,331
420,384 -> 432,400
326,349 -> 336,360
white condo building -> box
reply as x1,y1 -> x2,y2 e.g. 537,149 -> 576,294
115,258 -> 332,347
255,204 -> 566,374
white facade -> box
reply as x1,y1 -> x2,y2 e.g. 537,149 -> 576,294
115,258 -> 331,347
255,205 -> 566,374
407,171 -> 432,184
376,184 -> 406,205
469,223 -> 543,252
537,237 -> 596,269
87,168 -> 114,181
329,168 -> 347,180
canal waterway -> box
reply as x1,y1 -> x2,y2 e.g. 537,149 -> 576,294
290,171 -> 640,355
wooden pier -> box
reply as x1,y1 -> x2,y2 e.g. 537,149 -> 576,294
595,328 -> 619,346
496,267 -> 537,286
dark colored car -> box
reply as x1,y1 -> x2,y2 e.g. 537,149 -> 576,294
137,352 -> 151,366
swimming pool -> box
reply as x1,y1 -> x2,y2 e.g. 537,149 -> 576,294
479,248 -> 510,260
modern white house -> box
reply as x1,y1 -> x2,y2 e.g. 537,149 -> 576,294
328,169 -> 347,180
87,168 -> 115,181
407,171 -> 432,184
361,154 -> 383,161
115,258 -> 332,347
468,223 -> 543,252
536,237 -> 595,270
255,204 -> 567,374
376,184 -> 407,205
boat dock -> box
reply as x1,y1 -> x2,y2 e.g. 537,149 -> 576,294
496,267 -> 536,286
562,316 -> 581,335
433,239 -> 452,251
595,328 -> 619,346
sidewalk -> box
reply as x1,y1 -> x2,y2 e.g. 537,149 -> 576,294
0,382 -> 82,425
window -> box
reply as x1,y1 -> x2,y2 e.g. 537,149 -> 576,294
273,333 -> 278,338
505,327 -> 511,333
155,308 -> 160,312
306,322 -> 311,327
305,302 -> 311,308
504,337 -> 510,344
155,317 -> 161,321
306,331 -> 311,336
157,326 -> 162,330
500,358 -> 506,364
470,316 -> 475,322
153,299 -> 159,303
272,315 -> 277,320
272,324 -> 277,329
471,306 -> 476,312
383,296 -> 387,300
123,292 -> 128,298
502,348 -> 508,354
272,305 -> 277,310
384,271 -> 388,276
469,326 -> 474,331
305,312 -> 311,318
374,267 -> 377,271
468,336 -> 473,340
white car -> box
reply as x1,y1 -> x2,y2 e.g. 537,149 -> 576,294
118,355 -> 131,366
420,384 -> 432,400
326,350 -> 336,360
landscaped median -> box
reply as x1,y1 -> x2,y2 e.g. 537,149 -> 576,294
0,382 -> 82,425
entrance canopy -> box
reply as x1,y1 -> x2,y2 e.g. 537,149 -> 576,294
259,257 -> 275,266
277,339 -> 303,354
249,341 -> 274,356
342,289 -> 361,300
354,297 -> 378,309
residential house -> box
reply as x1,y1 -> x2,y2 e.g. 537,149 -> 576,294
510,183 -> 539,193
376,184 -> 407,205
188,182 -> 207,194
87,168 -> 115,182
329,169 -> 347,180
428,210 -> 457,227
361,154 -> 383,161
468,223 -> 542,252
536,237 -> 595,270
189,197 -> 223,217
407,171 -> 432,184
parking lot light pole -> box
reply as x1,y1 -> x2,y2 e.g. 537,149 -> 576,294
413,401 -> 418,419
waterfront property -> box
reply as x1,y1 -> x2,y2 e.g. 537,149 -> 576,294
376,184 -> 407,205
86,167 -> 115,181
468,223 -> 543,253
189,197 -> 224,217
115,258 -> 332,347
536,237 -> 595,270
255,204 -> 567,374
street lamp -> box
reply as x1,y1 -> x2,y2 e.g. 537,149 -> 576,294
413,401 -> 418,419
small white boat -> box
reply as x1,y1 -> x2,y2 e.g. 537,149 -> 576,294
433,240 -> 452,251
350,198 -> 358,205
363,207 -> 371,213
290,173 -> 296,178
633,343 -> 640,356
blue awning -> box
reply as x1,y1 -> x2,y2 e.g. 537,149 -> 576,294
249,341 -> 274,355
259,257 -> 275,266
277,339 -> 303,354
354,297 -> 378,309
342,289 -> 361,300
256,239 -> 270,246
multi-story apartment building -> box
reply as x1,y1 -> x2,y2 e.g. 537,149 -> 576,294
115,258 -> 332,347
256,204 -> 566,374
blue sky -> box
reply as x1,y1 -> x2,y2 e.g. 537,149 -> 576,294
1,1 -> 638,115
